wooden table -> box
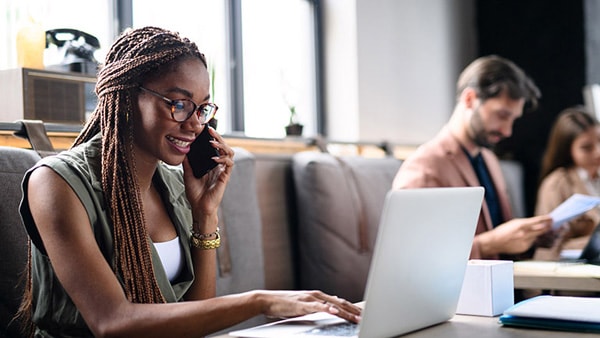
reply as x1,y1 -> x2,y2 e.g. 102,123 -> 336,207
513,261 -> 600,292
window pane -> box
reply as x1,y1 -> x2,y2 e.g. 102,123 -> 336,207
241,0 -> 316,138
1,0 -> 113,70
1,0 -> 319,139
132,0 -> 230,133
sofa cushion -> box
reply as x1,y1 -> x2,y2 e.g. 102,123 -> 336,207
254,154 -> 299,291
216,147 -> 265,295
0,146 -> 41,338
292,151 -> 402,302
213,147 -> 267,332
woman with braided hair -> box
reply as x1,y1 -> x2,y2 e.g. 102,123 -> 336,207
18,26 -> 361,337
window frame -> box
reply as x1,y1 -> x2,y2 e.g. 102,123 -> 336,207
116,0 -> 324,136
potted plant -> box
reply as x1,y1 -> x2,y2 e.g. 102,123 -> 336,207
285,105 -> 303,136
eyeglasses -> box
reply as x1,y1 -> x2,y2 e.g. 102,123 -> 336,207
139,86 -> 218,124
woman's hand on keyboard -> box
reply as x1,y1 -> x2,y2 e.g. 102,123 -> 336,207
251,290 -> 362,324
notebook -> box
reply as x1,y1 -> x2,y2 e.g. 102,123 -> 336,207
499,295 -> 600,333
229,187 -> 484,338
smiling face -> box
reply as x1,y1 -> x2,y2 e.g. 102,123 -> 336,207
134,57 -> 210,167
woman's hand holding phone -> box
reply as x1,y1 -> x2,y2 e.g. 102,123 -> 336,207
188,126 -> 220,179
183,126 -> 234,220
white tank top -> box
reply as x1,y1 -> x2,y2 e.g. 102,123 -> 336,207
153,236 -> 183,282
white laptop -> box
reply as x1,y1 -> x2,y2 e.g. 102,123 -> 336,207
229,187 -> 484,338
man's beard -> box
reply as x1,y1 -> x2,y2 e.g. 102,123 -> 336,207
469,107 -> 503,149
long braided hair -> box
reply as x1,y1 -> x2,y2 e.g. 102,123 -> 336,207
75,26 -> 206,303
18,27 -> 207,333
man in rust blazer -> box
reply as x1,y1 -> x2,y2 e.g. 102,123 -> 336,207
393,55 -> 552,260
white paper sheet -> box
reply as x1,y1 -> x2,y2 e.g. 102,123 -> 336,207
549,194 -> 600,230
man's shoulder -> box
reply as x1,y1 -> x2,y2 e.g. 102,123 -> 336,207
394,129 -> 466,189
404,130 -> 458,165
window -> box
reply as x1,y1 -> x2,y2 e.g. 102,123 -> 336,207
131,0 -> 230,133
2,0 -> 321,138
134,0 -> 319,137
240,0 -> 317,138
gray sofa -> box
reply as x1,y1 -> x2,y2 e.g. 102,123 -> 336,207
0,146 -> 41,338
0,144 -> 525,336
292,153 -> 402,302
254,151 -> 525,301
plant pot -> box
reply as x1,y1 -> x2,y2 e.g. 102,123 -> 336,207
285,123 -> 303,136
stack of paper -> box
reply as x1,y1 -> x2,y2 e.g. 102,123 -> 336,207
499,295 -> 600,332
549,194 -> 600,230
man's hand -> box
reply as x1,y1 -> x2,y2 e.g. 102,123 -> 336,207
477,215 -> 552,256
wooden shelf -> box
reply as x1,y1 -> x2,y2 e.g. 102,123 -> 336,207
0,122 -> 417,159
0,130 -> 77,150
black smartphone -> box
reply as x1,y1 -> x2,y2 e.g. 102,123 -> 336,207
187,126 -> 219,178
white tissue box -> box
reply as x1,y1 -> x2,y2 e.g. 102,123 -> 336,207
456,259 -> 514,316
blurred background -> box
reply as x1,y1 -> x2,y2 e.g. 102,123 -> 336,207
1,0 -> 599,214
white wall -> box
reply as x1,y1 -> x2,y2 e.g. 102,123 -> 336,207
324,0 -> 476,145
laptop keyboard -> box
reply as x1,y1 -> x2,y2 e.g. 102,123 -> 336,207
302,322 -> 359,336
